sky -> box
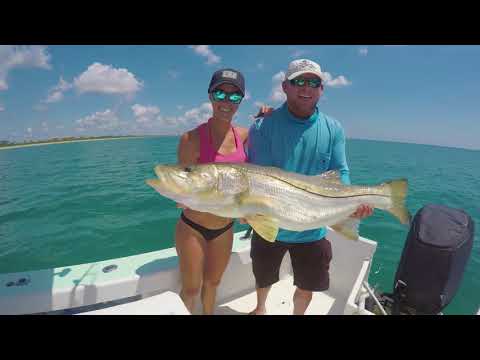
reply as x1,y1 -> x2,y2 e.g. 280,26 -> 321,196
0,45 -> 479,150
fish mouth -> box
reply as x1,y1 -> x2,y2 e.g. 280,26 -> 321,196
146,175 -> 190,200
149,165 -> 192,196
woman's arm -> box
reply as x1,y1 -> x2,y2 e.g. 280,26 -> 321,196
177,130 -> 199,165
176,130 -> 199,209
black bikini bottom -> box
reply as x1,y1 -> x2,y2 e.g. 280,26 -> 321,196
180,212 -> 234,242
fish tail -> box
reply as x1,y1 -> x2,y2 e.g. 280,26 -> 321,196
385,179 -> 411,225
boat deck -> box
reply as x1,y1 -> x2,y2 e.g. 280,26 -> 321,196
216,275 -> 339,315
1,229 -> 378,315
80,276 -> 340,315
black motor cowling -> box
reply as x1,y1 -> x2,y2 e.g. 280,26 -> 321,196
390,204 -> 474,315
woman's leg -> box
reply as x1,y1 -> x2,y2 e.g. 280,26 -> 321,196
175,219 -> 206,314
201,227 -> 234,315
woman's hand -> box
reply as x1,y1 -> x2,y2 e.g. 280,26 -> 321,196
254,105 -> 274,119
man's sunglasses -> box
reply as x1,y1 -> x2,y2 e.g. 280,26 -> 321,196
211,89 -> 244,104
289,78 -> 322,88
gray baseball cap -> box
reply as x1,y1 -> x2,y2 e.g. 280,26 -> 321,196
208,68 -> 245,96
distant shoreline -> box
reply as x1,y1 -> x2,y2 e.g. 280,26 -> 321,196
1,136 -> 477,152
0,136 -> 148,151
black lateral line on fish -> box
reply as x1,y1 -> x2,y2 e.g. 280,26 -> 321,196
239,167 -> 389,199
279,181 -> 390,198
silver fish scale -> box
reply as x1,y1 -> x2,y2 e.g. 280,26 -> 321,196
217,169 -> 249,195
227,163 -> 389,197
245,172 -> 391,230
247,174 -> 334,222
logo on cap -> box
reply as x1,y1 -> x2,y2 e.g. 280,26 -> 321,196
222,70 -> 238,79
297,59 -> 318,71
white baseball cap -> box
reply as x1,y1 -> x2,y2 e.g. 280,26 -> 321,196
285,59 -> 325,82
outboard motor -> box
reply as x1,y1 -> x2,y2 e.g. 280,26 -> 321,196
367,204 -> 474,315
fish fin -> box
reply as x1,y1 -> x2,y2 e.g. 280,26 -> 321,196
146,179 -> 161,189
331,218 -> 360,241
314,170 -> 342,184
245,215 -> 279,242
385,179 -> 412,225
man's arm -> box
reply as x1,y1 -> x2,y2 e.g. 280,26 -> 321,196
329,125 -> 351,185
330,124 -> 373,219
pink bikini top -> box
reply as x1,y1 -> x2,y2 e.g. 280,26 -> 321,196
197,118 -> 247,164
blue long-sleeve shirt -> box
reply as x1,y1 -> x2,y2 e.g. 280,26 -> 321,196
248,102 -> 350,243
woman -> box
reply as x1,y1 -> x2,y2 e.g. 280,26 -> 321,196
175,68 -> 248,314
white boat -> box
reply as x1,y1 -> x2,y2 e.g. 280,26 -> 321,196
0,227 -> 380,315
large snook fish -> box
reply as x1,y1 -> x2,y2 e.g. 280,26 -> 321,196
146,163 -> 411,242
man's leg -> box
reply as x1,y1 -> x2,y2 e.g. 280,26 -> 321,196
293,287 -> 313,315
290,238 -> 332,315
250,286 -> 271,315
249,232 -> 287,315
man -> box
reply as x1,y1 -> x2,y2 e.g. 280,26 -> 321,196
247,59 -> 373,315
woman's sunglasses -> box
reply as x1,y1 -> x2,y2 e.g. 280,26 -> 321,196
211,89 -> 244,104
289,78 -> 322,88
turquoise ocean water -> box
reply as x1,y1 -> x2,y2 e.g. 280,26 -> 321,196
0,137 -> 478,314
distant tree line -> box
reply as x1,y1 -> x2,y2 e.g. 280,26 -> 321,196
0,135 -> 138,148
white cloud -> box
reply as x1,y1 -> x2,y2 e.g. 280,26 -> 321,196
125,102 -> 213,135
157,102 -> 212,131
257,63 -> 264,70
254,101 -> 265,108
73,63 -> 143,95
27,127 -> 32,134
45,77 -> 73,103
244,90 -> 251,101
189,45 -> 221,65
0,45 -> 51,91
323,72 -> 352,87
272,71 -> 285,83
181,102 -> 212,126
76,109 -> 120,131
328,75 -> 351,87
0,103 -> 4,111
359,47 -> 368,56
41,121 -> 48,132
131,104 -> 160,123
176,105 -> 184,111
46,92 -> 63,103
270,71 -> 286,103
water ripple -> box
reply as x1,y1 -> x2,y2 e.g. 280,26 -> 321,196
0,137 -> 478,314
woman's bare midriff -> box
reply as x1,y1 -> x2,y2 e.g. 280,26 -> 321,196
182,208 -> 233,229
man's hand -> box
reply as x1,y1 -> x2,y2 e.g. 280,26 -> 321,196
350,204 -> 374,219
176,203 -> 188,210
